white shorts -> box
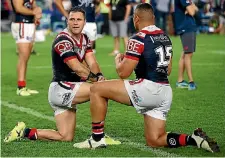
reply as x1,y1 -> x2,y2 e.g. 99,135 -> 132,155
11,22 -> 35,43
48,82 -> 83,116
82,22 -> 97,41
124,79 -> 172,120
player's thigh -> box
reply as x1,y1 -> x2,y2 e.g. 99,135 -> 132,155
91,79 -> 131,105
72,82 -> 92,104
144,114 -> 166,144
55,109 -> 76,139
17,43 -> 33,56
48,82 -> 83,110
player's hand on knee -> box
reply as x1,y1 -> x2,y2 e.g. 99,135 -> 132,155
96,73 -> 105,82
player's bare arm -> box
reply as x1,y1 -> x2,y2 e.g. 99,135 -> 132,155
13,0 -> 39,16
85,53 -> 101,74
85,53 -> 104,81
32,1 -> 42,24
115,54 -> 138,79
54,0 -> 69,18
66,58 -> 98,82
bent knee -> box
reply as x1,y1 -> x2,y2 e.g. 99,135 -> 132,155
59,134 -> 74,142
146,138 -> 161,148
61,136 -> 74,142
90,82 -> 100,93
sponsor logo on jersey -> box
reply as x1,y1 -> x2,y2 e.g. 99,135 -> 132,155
152,34 -> 169,42
55,40 -> 73,55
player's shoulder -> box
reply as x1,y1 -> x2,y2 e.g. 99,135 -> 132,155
54,30 -> 74,44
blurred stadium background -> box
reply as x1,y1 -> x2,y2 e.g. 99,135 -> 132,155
1,0 -> 225,157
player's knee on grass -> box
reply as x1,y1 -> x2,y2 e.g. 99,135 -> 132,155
59,133 -> 74,142
145,135 -> 161,148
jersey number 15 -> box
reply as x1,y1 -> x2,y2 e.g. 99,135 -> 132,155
154,45 -> 172,67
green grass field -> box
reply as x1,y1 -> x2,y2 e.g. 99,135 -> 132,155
1,33 -> 225,157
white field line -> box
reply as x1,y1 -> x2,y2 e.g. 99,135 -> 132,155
210,50 -> 225,55
30,63 -> 224,69
2,101 -> 181,157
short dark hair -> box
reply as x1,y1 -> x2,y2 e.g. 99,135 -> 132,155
135,3 -> 154,13
68,6 -> 86,19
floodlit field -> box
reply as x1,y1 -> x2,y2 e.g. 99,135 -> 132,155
1,33 -> 225,157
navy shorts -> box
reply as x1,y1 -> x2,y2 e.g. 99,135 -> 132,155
180,32 -> 196,54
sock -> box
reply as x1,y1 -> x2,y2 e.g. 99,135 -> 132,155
167,133 -> 197,148
92,121 -> 104,141
24,128 -> 38,140
18,81 -> 26,89
189,81 -> 194,84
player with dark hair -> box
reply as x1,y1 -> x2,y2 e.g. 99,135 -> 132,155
4,7 -> 106,142
54,0 -> 99,53
73,3 -> 219,153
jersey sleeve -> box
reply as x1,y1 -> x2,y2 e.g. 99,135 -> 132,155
54,36 -> 76,63
180,0 -> 192,8
125,35 -> 144,61
84,34 -> 93,54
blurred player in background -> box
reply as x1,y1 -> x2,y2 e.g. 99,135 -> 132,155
10,0 -> 42,96
174,0 -> 198,90
108,0 -> 131,55
54,0 -> 99,53
73,3 -> 219,153
4,7 -> 119,145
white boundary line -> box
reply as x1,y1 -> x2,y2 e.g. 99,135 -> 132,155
2,101 -> 181,157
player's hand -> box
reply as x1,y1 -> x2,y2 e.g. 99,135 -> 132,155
115,53 -> 124,63
33,7 -> 42,15
33,7 -> 42,19
35,19 -> 40,26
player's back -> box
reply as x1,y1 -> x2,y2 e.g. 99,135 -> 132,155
10,0 -> 34,23
128,26 -> 172,83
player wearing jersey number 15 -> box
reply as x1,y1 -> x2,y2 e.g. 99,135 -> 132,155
73,3 -> 219,153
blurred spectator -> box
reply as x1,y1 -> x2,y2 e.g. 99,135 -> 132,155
95,0 -> 105,38
209,13 -> 225,34
51,1 -> 67,33
99,0 -> 110,35
174,0 -> 198,90
198,3 -> 214,33
155,0 -> 173,33
109,0 -> 131,55
1,0 -> 12,32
